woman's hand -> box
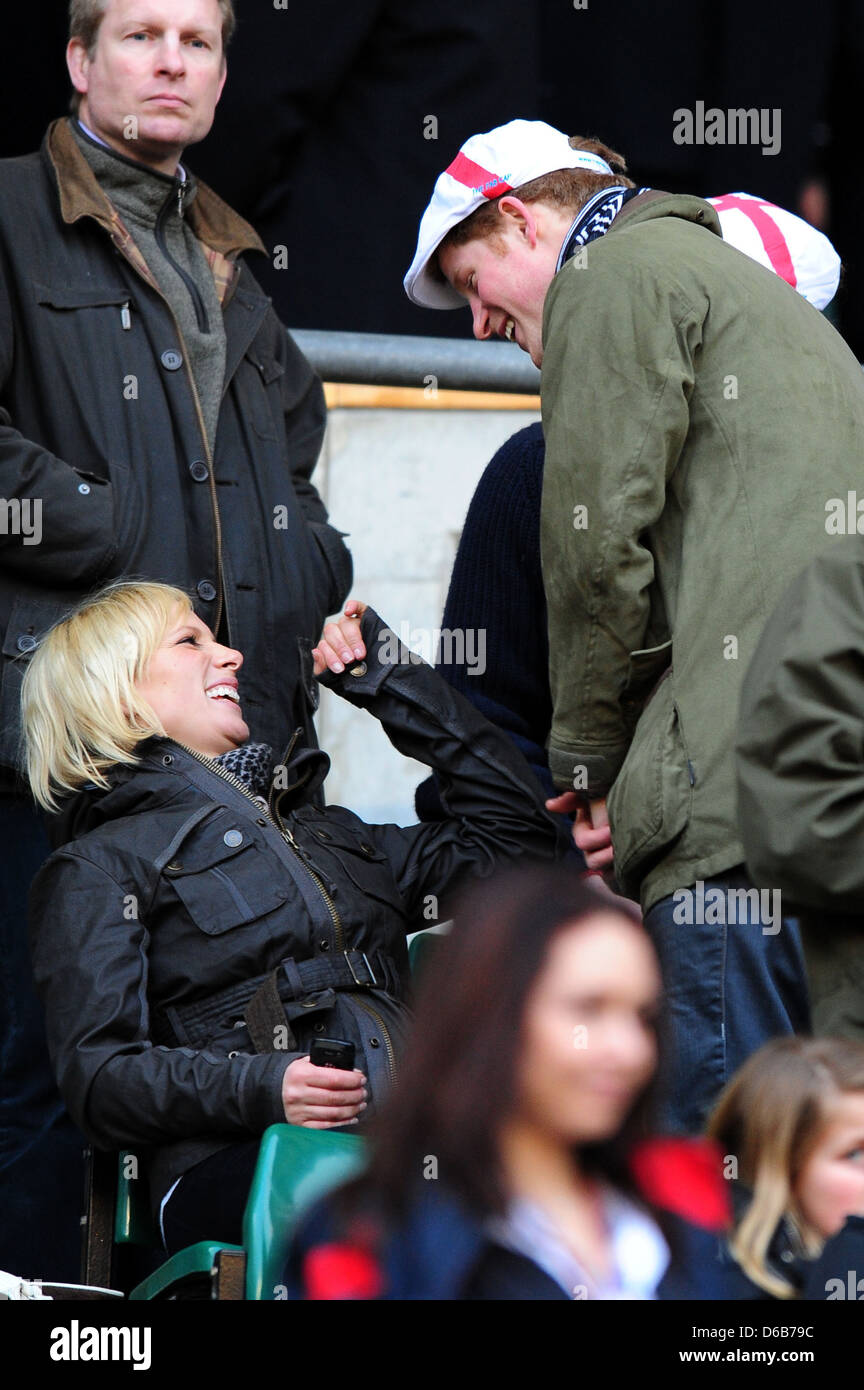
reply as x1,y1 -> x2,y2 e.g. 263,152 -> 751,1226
312,600 -> 368,676
281,1056 -> 368,1128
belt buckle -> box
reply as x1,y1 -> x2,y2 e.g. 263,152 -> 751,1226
345,950 -> 377,988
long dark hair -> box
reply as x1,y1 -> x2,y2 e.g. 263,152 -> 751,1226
349,862 -> 665,1221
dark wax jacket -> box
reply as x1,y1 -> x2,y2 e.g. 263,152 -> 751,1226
0,118 -> 351,773
27,609 -> 560,1208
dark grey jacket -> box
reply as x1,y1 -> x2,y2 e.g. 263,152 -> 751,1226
27,609 -> 560,1209
0,119 -> 351,773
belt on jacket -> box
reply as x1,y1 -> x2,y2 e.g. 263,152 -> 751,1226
150,949 -> 401,1053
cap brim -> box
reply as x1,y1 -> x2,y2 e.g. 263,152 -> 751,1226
404,215 -> 472,310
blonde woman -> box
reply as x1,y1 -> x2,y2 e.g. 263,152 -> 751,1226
22,580 -> 558,1253
708,1037 -> 864,1299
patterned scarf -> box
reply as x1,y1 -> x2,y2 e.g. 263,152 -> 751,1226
213,742 -> 274,798
556,185 -> 649,270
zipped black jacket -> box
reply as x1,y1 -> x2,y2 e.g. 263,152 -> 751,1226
0,119 -> 351,773
27,609 -> 561,1210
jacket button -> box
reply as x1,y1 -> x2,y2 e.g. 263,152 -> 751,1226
78,482 -> 91,495
161,349 -> 183,371
16,634 -> 37,653
165,860 -> 182,873
369,1037 -> 381,1048
358,842 -> 375,857
228,1050 -> 240,1059
348,662 -> 367,677
196,580 -> 217,602
255,817 -> 267,827
223,829 -> 244,847
319,940 -> 330,951
313,1022 -> 326,1032
189,460 -> 209,482
316,829 -> 333,842
162,754 -> 174,766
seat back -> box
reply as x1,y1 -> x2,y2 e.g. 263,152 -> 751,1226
243,1124 -> 366,1300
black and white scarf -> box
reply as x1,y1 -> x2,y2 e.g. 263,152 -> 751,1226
556,185 -> 649,270
213,742 -> 274,798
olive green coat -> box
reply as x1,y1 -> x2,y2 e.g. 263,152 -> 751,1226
541,190 -> 864,910
737,538 -> 864,1038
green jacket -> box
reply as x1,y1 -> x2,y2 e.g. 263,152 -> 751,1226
541,190 -> 864,911
737,539 -> 864,1037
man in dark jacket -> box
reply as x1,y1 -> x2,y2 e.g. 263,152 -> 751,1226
1,0 -> 351,1280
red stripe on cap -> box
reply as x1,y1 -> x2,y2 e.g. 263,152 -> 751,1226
710,194 -> 797,288
446,152 -> 513,200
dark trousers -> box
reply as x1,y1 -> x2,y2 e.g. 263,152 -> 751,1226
643,866 -> 811,1134
0,791 -> 85,1280
160,1140 -> 262,1254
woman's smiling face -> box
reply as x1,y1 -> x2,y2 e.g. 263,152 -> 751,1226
136,606 -> 249,755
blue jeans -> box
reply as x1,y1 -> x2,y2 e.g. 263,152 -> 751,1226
0,792 -> 84,1280
643,866 -> 811,1135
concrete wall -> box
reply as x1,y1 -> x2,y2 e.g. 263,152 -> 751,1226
314,405 -> 540,826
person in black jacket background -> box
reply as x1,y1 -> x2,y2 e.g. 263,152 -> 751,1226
0,0 -> 351,1282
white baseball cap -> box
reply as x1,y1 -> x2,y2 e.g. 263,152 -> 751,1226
403,119 -> 615,310
707,192 -> 840,310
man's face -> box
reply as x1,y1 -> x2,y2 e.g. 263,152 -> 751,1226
437,199 -> 568,368
67,0 -> 227,174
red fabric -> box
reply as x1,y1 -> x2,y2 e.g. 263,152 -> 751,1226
303,1242 -> 384,1301
709,193 -> 798,288
445,152 -> 513,199
630,1137 -> 731,1231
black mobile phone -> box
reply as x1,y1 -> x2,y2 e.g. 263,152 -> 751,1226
309,1037 -> 356,1071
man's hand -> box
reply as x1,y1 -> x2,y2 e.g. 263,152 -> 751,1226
545,791 -> 615,872
281,1056 -> 368,1128
312,600 -> 367,675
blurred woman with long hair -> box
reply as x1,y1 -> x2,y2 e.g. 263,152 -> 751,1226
285,863 -> 730,1300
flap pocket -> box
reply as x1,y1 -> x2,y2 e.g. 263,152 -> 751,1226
164,810 -> 289,934
294,811 -> 402,909
33,281 -> 133,310
246,349 -> 285,385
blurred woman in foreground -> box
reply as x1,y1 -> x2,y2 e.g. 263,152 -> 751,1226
709,1037 -> 864,1299
285,864 -> 730,1300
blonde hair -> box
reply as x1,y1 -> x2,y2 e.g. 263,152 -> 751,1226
21,580 -> 194,811
707,1037 -> 864,1298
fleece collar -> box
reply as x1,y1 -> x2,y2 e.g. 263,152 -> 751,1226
43,117 -> 266,259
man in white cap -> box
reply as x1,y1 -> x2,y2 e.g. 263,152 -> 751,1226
405,119 -> 864,1133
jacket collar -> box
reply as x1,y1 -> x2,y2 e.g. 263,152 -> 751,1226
607,187 -> 723,240
43,117 -> 267,260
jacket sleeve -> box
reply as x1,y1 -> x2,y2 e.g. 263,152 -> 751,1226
28,855 -> 292,1150
736,542 -> 864,912
318,608 -> 564,924
540,252 -> 701,796
277,320 -> 353,615
0,260 -> 117,585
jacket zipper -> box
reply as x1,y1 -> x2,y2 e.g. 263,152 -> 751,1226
155,181 -> 210,333
175,742 -> 344,950
270,783 -> 345,952
174,742 -> 394,1078
351,995 -> 396,1084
